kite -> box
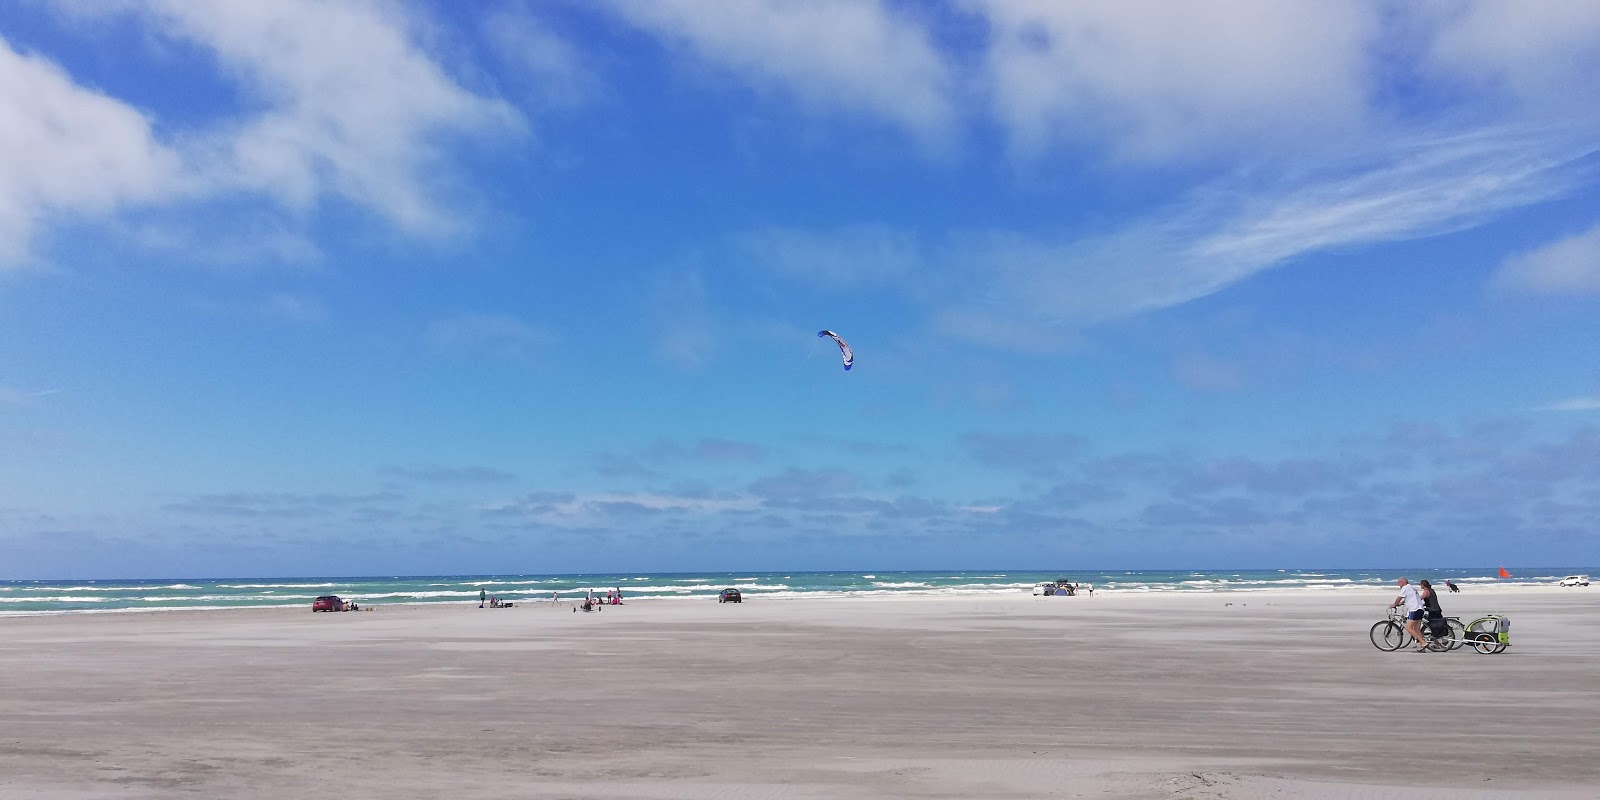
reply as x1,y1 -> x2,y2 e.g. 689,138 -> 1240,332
817,330 -> 853,371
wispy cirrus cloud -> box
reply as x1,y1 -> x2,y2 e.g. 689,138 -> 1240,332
1173,353 -> 1245,393
426,312 -> 555,358
1538,397 -> 1600,412
480,490 -> 757,528
725,126 -> 1593,350
646,269 -> 719,370
944,126 -> 1595,333
735,225 -> 921,288
0,386 -> 62,407
481,3 -> 599,113
163,491 -> 405,519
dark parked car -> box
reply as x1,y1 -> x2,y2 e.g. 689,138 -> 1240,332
718,588 -> 742,603
312,595 -> 349,612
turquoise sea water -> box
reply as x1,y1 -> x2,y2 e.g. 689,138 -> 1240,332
1,567 -> 1590,615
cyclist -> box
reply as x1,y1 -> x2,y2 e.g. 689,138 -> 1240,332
1389,577 -> 1429,652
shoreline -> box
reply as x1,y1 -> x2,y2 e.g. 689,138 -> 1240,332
1,580 -> 1589,618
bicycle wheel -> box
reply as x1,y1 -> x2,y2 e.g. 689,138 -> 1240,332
1445,618 -> 1466,651
1370,620 -> 1405,651
1471,632 -> 1497,654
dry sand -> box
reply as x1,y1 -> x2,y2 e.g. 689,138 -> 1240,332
2,587 -> 1597,798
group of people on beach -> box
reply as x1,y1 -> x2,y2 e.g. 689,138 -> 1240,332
569,588 -> 624,613
1389,577 -> 1455,652
475,587 -> 626,610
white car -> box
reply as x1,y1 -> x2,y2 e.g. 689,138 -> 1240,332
1559,575 -> 1589,587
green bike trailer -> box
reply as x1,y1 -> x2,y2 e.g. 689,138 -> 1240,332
1464,614 -> 1511,654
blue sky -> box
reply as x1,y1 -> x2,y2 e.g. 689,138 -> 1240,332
2,1 -> 1599,578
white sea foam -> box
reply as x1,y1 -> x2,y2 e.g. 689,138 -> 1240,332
345,590 -> 484,599
18,584 -> 199,592
217,583 -> 336,589
138,594 -> 313,602
871,581 -> 931,588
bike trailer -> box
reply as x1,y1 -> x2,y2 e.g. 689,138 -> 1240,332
1465,614 -> 1510,654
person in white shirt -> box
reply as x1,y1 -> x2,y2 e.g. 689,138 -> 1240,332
1389,577 -> 1430,651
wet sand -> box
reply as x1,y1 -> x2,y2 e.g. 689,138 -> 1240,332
2,587 -> 1597,798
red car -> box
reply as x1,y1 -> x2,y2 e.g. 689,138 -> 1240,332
312,595 -> 349,612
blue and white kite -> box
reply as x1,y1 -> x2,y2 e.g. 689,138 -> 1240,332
817,330 -> 853,371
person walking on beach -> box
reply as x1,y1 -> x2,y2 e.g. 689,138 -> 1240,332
1419,580 -> 1448,647
1389,578 -> 1429,652
1445,580 -> 1459,593
479,588 -> 487,608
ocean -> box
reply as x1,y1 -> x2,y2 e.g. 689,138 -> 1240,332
0,567 -> 1589,615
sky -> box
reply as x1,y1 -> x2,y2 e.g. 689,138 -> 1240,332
2,1 -> 1599,579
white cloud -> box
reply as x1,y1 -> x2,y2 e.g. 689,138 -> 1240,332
131,0 -> 523,235
4,1 -> 523,267
482,4 -> 597,112
972,0 -> 1377,162
598,0 -> 954,144
0,35 -> 181,267
1425,0 -> 1600,120
1492,222 -> 1600,296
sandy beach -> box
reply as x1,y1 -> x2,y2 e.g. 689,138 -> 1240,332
2,587 -> 1597,798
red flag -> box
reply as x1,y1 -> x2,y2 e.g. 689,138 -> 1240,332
1498,566 -> 1512,578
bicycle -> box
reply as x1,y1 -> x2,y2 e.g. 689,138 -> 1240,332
1369,607 -> 1464,652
